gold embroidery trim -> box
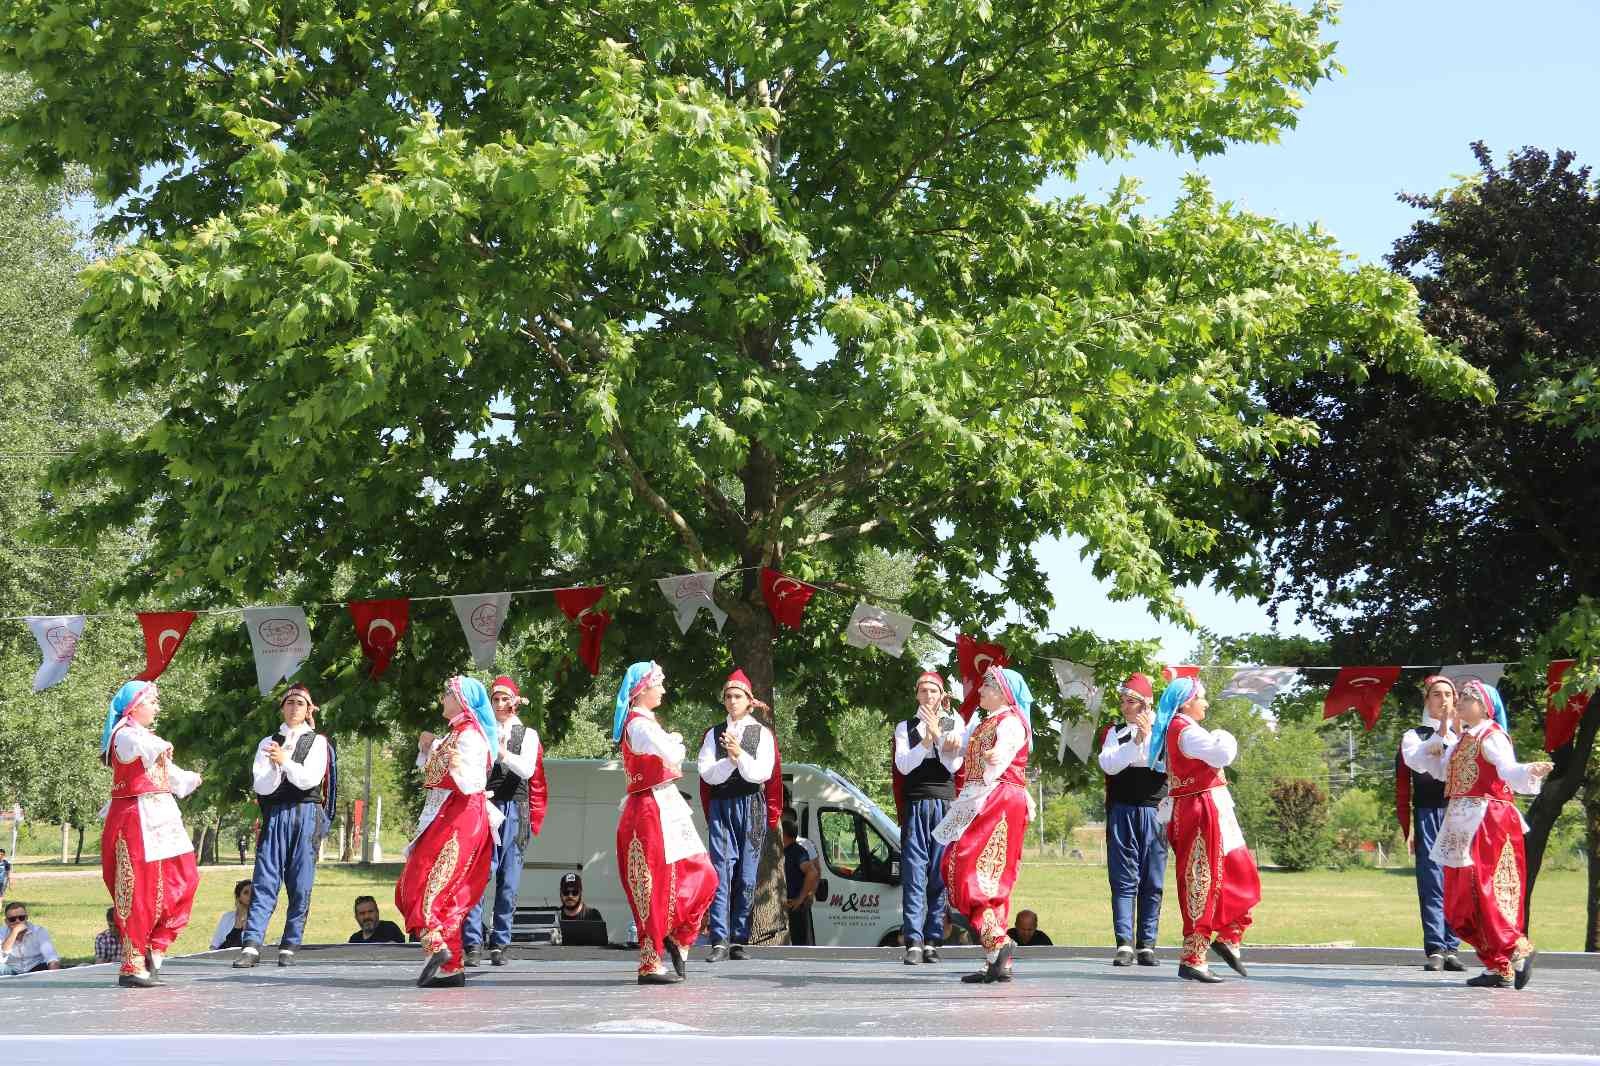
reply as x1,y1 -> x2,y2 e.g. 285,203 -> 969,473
974,818 -> 1008,898
114,834 -> 135,922
627,834 -> 652,924
1446,734 -> 1480,797
1181,932 -> 1210,964
1492,837 -> 1522,927
1184,829 -> 1211,922
421,833 -> 461,921
638,938 -> 662,976
422,733 -> 460,789
978,907 -> 1006,950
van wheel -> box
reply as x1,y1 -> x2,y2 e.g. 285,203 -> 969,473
877,931 -> 901,949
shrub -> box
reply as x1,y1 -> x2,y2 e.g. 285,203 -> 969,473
1268,778 -> 1332,870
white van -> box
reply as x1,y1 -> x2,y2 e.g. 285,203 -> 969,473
518,758 -> 907,947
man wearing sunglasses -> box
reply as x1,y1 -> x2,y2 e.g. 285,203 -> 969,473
558,873 -> 603,924
1,902 -> 60,975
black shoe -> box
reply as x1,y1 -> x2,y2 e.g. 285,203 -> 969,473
922,946 -> 941,964
1211,940 -> 1248,977
1466,971 -> 1510,989
422,972 -> 466,988
1112,945 -> 1135,967
118,972 -> 159,988
277,950 -> 295,968
1514,950 -> 1536,990
988,942 -> 1014,983
705,943 -> 729,963
730,944 -> 749,960
490,947 -> 506,967
464,947 -> 482,968
233,948 -> 260,969
417,948 -> 451,988
1424,953 -> 1443,972
1442,953 -> 1467,972
638,970 -> 684,985
960,969 -> 993,984
1136,947 -> 1159,967
665,938 -> 687,979
904,945 -> 923,965
1179,963 -> 1224,983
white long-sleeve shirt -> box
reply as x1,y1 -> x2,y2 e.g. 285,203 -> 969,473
1174,715 -> 1239,769
627,709 -> 687,770
1098,722 -> 1153,775
251,723 -> 329,796
894,712 -> 966,776
109,721 -> 199,861
409,725 -> 494,847
1413,720 -> 1545,795
697,716 -> 774,786
494,713 -> 540,781
113,722 -> 202,798
1400,716 -> 1448,780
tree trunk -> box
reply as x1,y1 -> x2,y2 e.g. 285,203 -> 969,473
73,824 -> 84,865
340,802 -> 356,862
727,589 -> 790,945
1524,693 -> 1598,935
1587,777 -> 1600,952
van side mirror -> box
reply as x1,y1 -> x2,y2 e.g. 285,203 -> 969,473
889,860 -> 900,881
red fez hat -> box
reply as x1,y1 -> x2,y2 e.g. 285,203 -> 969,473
915,670 -> 947,692
723,668 -> 755,696
1119,673 -> 1154,704
491,675 -> 529,705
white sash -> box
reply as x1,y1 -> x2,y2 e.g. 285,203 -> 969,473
1430,797 -> 1490,868
139,794 -> 195,861
932,781 -> 995,846
655,783 -> 707,864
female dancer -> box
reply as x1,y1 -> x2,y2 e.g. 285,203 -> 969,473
1149,677 -> 1260,983
1416,679 -> 1551,989
936,664 -> 1033,984
395,676 -> 498,987
614,660 -> 717,984
100,681 -> 202,988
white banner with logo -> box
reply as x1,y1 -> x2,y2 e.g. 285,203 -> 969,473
655,571 -> 727,635
451,592 -> 513,669
1218,666 -> 1299,710
1441,662 -> 1508,692
242,606 -> 312,695
842,601 -> 915,658
26,615 -> 86,692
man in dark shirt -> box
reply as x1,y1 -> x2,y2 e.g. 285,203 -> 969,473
348,895 -> 406,944
782,816 -> 818,946
1007,909 -> 1053,947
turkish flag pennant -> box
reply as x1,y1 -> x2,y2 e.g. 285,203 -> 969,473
761,568 -> 816,630
1162,664 -> 1202,683
957,634 -> 1009,715
135,611 -> 197,682
347,598 -> 410,680
1322,666 -> 1401,731
1545,659 -> 1591,752
554,586 -> 610,676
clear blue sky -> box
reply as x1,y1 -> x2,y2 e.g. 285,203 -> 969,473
1035,0 -> 1600,661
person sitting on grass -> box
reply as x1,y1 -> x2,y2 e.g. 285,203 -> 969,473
1,901 -> 61,975
95,907 -> 121,964
211,880 -> 252,949
349,895 -> 407,943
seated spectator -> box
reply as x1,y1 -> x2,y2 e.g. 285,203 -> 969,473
211,879 -> 253,949
94,907 -> 120,964
558,872 -> 603,923
941,911 -> 976,946
1007,909 -> 1053,946
349,896 -> 406,944
0,848 -> 10,903
1,902 -> 60,974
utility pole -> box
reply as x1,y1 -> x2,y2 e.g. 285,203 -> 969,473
361,736 -> 374,864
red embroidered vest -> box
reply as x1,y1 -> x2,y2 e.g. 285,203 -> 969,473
1445,724 -> 1515,802
622,710 -> 679,794
955,708 -> 1028,792
420,716 -> 482,795
109,723 -> 171,800
1163,716 -> 1227,798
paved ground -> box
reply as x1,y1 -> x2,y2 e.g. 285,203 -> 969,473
3,945 -> 1597,1065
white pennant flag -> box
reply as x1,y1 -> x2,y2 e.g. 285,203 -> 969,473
655,571 -> 727,635
843,601 -> 916,658
242,607 -> 312,696
1058,718 -> 1099,764
1441,662 -> 1507,692
452,592 -> 513,669
1049,659 -> 1103,714
1218,667 -> 1299,710
26,615 -> 86,692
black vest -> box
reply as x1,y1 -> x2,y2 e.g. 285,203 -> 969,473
900,717 -> 957,802
264,731 -> 323,807
487,723 -> 530,805
1400,725 -> 1447,809
1103,724 -> 1168,807
708,721 -> 764,799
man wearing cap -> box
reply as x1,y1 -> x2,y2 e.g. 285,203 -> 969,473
892,670 -> 965,964
1097,673 -> 1167,967
697,668 -> 775,962
236,683 -> 332,969
1397,675 -> 1466,972
558,872 -> 604,923
463,675 -> 547,967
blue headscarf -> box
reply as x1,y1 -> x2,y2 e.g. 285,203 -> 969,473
613,661 -> 665,742
1461,679 -> 1509,731
101,680 -> 155,759
984,665 -> 1035,751
1149,677 -> 1201,774
448,675 -> 498,755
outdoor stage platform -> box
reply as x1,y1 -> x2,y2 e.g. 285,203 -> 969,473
3,944 -> 1598,1065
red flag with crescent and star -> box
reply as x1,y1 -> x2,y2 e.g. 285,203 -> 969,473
134,611 -> 198,681
760,568 -> 816,630
1162,664 -> 1202,683
348,598 -> 410,679
1545,659 -> 1591,752
554,586 -> 610,676
957,634 -> 1009,716
1322,665 -> 1401,731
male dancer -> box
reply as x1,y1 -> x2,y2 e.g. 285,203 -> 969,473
892,670 -> 964,964
464,675 -> 548,966
1097,672 -> 1167,967
1397,675 -> 1465,972
697,668 -> 775,961
236,683 -> 331,969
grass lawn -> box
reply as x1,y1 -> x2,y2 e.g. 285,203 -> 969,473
1013,860 -> 1591,952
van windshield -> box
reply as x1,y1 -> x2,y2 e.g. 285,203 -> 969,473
824,769 -> 900,847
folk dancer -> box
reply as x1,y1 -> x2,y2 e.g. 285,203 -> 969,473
892,670 -> 965,965
1396,675 -> 1465,972
1097,672 -> 1167,967
99,681 -> 201,988
615,661 -> 717,984
935,665 -> 1035,985
395,676 -> 500,987
1150,677 -> 1260,983
235,683 -> 332,969
1414,679 -> 1552,989
463,675 -> 548,967
697,668 -> 775,962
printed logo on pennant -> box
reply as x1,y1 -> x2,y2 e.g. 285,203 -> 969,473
1049,659 -> 1103,714
843,601 -> 914,658
242,607 -> 313,696
1218,667 -> 1299,711
656,571 -> 728,635
26,615 -> 87,692
452,593 -> 512,669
